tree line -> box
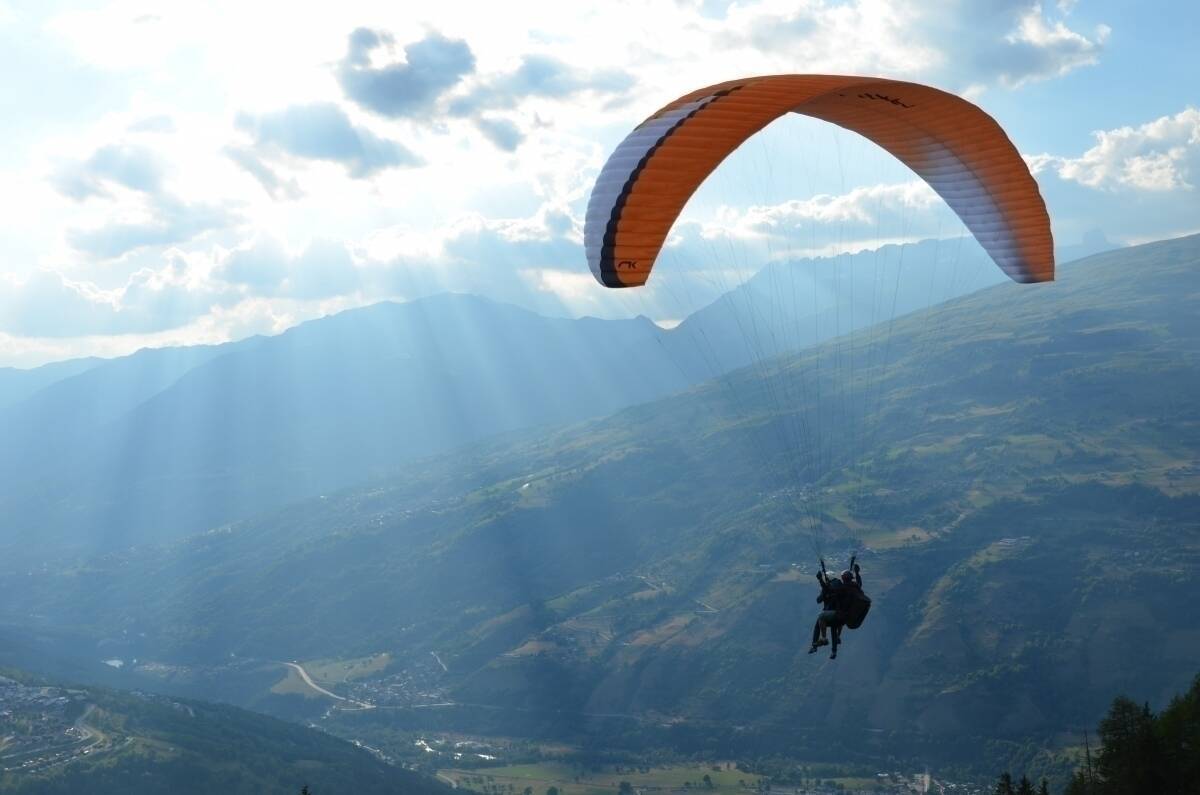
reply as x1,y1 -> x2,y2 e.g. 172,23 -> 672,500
992,673 -> 1200,794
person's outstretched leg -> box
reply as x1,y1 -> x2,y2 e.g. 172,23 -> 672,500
810,614 -> 834,653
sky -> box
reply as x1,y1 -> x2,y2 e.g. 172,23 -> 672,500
0,0 -> 1197,367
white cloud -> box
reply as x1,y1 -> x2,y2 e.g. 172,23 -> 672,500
708,181 -> 938,235
0,296 -> 355,369
997,4 -> 1109,88
1032,108 -> 1200,191
520,268 -> 603,306
691,1 -> 1107,94
683,180 -> 945,260
716,0 -> 938,77
234,102 -> 422,178
0,252 -> 233,337
25,106 -> 256,264
0,0 -> 1135,366
215,238 -> 363,299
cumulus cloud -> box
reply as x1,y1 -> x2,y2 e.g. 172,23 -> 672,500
66,198 -> 234,259
333,29 -> 632,152
224,145 -> 303,200
449,54 -> 633,116
446,53 -> 633,151
51,138 -> 238,259
358,182 -> 958,319
439,207 -> 581,269
342,202 -> 596,315
473,116 -> 524,152
1030,108 -> 1200,191
235,102 -> 421,178
337,28 -> 475,119
34,173 -> 969,342
688,181 -> 943,256
213,241 -> 287,292
52,143 -> 166,200
990,3 -> 1109,87
714,1 -> 1107,92
0,258 -> 230,337
1024,107 -> 1200,247
0,271 -> 119,337
214,238 -> 361,300
711,0 -> 937,81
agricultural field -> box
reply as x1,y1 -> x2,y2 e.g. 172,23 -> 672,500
440,762 -> 763,795
438,763 -> 910,794
301,653 -> 392,683
268,666 -> 322,699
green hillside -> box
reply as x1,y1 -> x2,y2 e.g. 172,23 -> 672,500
2,234 -> 1198,775
0,670 -> 450,795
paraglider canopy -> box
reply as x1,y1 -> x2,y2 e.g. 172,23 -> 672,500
585,74 -> 1054,289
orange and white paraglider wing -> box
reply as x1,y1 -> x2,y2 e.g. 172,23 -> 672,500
584,75 -> 1053,288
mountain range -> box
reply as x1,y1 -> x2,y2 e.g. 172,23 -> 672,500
0,233 -> 1194,780
0,237 -> 1045,559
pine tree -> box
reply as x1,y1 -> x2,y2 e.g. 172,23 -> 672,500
1037,779 -> 1050,795
1158,673 -> 1200,788
1098,696 -> 1164,792
1063,770 -> 1090,795
993,772 -> 1015,795
1016,775 -> 1035,795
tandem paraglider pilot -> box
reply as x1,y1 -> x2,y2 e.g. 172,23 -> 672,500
809,556 -> 870,660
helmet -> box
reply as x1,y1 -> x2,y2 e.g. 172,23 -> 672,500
840,570 -> 854,583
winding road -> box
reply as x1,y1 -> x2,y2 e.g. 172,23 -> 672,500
283,662 -> 374,709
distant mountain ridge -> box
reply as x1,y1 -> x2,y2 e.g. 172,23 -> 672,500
0,294 -> 693,556
0,238 -> 1043,558
0,356 -> 101,411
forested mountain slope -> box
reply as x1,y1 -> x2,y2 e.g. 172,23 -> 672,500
2,234 -> 1196,767
0,670 -> 450,795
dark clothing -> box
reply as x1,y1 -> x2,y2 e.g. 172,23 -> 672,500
831,582 -> 864,612
812,577 -> 846,652
825,569 -> 864,613
825,585 -> 851,613
810,567 -> 864,656
816,578 -> 840,606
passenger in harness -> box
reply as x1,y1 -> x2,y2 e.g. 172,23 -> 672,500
808,557 -> 867,660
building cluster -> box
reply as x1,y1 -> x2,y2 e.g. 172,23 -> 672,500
340,656 -> 450,708
0,676 -> 93,774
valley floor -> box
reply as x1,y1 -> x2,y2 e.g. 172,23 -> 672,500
436,761 -> 987,795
